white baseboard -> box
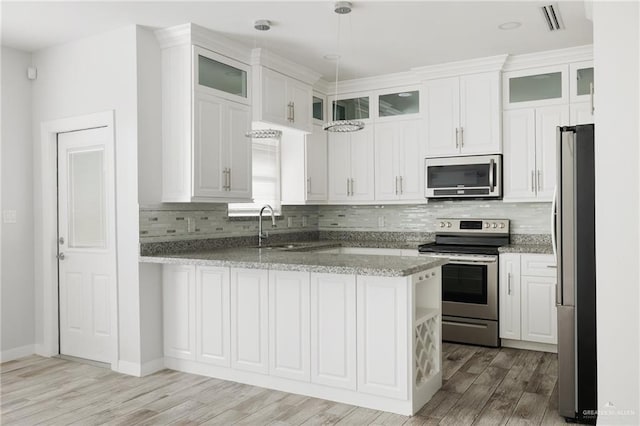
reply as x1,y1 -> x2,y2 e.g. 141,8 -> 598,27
34,343 -> 50,357
0,344 -> 35,362
115,358 -> 165,377
501,339 -> 558,353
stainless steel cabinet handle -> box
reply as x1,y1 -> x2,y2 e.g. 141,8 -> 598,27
455,128 -> 459,148
57,252 -> 65,260
399,176 -> 403,194
222,169 -> 227,190
346,178 -> 350,196
395,176 -> 399,195
507,272 -> 511,295
291,101 -> 295,122
537,170 -> 542,191
590,82 -> 594,115
460,127 -> 464,147
350,178 -> 355,196
531,170 -> 535,193
227,168 -> 231,191
307,177 -> 311,194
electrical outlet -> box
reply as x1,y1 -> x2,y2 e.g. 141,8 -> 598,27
187,217 -> 196,233
378,216 -> 385,228
287,217 -> 293,228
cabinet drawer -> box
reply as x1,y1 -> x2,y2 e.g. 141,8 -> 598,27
521,254 -> 556,277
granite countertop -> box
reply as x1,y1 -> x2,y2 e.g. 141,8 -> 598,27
140,240 -> 444,277
498,244 -> 554,254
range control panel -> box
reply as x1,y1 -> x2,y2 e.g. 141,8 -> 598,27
436,218 -> 510,235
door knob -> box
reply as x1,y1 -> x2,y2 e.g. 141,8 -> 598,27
57,252 -> 65,260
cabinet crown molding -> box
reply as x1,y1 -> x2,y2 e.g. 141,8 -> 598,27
411,54 -> 508,80
502,44 -> 593,72
251,48 -> 322,86
155,23 -> 252,64
318,71 -> 419,95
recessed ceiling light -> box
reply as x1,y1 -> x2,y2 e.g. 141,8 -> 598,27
498,21 -> 522,30
323,54 -> 341,61
397,92 -> 413,97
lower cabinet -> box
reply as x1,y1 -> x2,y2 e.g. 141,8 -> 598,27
499,253 -> 558,348
310,273 -> 357,390
163,265 -> 196,360
196,266 -> 231,367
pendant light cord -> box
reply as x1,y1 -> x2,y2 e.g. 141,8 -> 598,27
333,12 -> 341,121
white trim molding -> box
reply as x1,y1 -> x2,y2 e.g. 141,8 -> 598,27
0,344 -> 36,362
115,358 -> 165,377
251,48 -> 322,86
38,110 -> 118,366
503,44 -> 593,71
411,54 -> 508,80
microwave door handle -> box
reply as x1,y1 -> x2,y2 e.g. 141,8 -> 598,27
489,159 -> 495,192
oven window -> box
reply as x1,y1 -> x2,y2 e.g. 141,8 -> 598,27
428,164 -> 490,188
442,263 -> 488,304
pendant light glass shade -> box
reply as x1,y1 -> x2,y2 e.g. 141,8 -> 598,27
245,129 -> 282,139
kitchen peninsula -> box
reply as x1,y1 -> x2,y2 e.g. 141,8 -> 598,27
140,243 -> 445,416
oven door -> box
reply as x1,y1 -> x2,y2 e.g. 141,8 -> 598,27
426,254 -> 498,320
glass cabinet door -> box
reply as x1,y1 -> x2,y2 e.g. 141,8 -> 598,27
509,72 -> 562,103
378,90 -> 419,117
331,96 -> 370,120
194,46 -> 249,104
312,96 -> 324,121
570,61 -> 594,103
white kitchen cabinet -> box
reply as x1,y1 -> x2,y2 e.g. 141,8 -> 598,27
230,268 -> 269,374
503,104 -> 569,202
357,275 -> 408,400
195,266 -> 231,367
161,44 -> 252,203
163,265 -> 196,360
254,66 -> 313,133
569,61 -> 594,103
310,273 -> 357,390
327,127 -> 375,202
280,123 -> 327,204
570,102 -> 594,125
503,65 -> 569,109
374,119 -> 424,201
424,72 -> 501,157
268,270 -> 311,382
499,253 -> 557,350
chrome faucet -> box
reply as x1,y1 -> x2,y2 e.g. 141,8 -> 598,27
258,204 -> 276,247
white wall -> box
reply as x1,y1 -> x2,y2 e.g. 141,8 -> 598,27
1,47 -> 35,360
31,26 -> 142,367
593,2 -> 640,423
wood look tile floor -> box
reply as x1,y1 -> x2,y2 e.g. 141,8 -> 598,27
1,343 -> 566,425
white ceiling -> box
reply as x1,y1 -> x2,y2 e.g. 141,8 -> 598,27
1,1 -> 593,81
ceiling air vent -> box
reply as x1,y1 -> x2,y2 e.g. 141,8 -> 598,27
540,4 -> 564,31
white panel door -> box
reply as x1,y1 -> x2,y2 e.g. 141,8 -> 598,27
289,78 -> 313,132
357,275 -> 408,399
570,101 -> 594,125
498,254 -> 521,340
58,127 -> 116,363
535,105 -> 569,201
374,121 -> 400,201
310,273 -> 357,390
327,132 -> 351,201
261,67 -> 288,126
306,125 -> 328,201
424,77 -> 460,157
398,119 -> 424,200
226,101 -> 252,199
193,91 -> 225,198
268,270 -> 311,381
231,268 -> 269,373
521,276 -> 558,344
196,266 -> 231,367
503,109 -> 537,201
349,127 -> 375,201
163,265 -> 196,360
459,72 -> 501,155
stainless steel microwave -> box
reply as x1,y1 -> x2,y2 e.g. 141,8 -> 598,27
424,154 -> 502,199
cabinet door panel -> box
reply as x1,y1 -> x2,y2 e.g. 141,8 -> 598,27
196,266 -> 230,366
268,271 -> 311,381
536,105 -> 569,201
459,72 -> 501,155
521,276 -> 557,344
327,132 -> 351,201
289,79 -> 313,132
193,92 -> 225,198
499,255 -> 521,340
261,68 -> 288,126
570,101 -> 594,125
398,119 -> 424,200
311,273 -> 357,390
374,122 -> 400,201
424,77 -> 460,157
226,102 -> 252,199
503,109 -> 537,201
163,265 -> 196,360
350,127 -> 375,200
357,276 -> 408,399
306,125 -> 328,201
231,268 -> 269,373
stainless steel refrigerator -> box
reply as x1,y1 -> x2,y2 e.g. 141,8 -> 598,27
553,124 -> 597,424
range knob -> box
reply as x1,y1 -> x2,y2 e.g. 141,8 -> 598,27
499,223 -> 506,229
439,222 -> 445,228
446,222 -> 452,228
492,223 -> 498,229
484,222 -> 490,229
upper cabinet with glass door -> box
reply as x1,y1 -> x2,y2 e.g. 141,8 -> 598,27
568,61 -> 594,124
194,46 -> 251,105
376,88 -> 420,121
503,65 -> 569,109
329,94 -> 371,122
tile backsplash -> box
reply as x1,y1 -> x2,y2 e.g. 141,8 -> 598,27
139,201 -> 550,243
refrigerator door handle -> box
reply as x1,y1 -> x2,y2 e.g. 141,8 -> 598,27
551,185 -> 558,263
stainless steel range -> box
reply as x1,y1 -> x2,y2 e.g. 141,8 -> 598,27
418,218 -> 510,347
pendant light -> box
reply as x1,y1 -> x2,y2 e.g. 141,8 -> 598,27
246,19 -> 282,139
323,1 -> 365,133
